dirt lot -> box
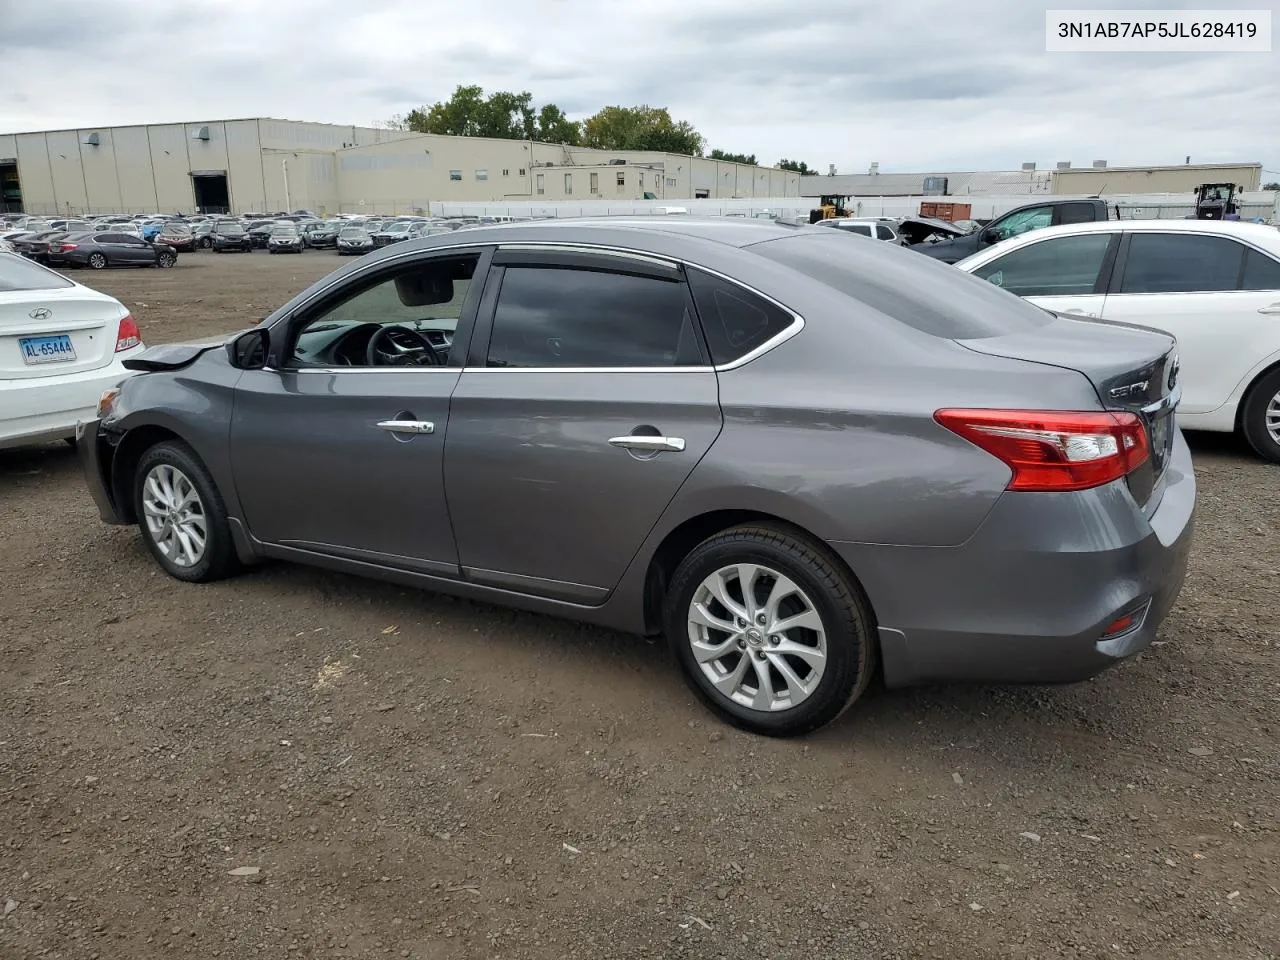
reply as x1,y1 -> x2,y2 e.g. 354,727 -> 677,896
2,252 -> 1278,960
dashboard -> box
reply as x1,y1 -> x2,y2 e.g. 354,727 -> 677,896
292,320 -> 457,367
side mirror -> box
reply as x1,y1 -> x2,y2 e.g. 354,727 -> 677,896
226,328 -> 269,370
980,227 -> 999,244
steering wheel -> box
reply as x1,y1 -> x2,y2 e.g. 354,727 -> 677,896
365,325 -> 442,367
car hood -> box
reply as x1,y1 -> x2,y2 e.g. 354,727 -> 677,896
897,216 -> 970,244
120,334 -> 235,371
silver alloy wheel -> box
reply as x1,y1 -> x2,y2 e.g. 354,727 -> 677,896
142,464 -> 208,568
687,563 -> 828,712
1267,389 -> 1280,446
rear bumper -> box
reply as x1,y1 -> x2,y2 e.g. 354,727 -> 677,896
830,429 -> 1196,687
0,357 -> 137,450
76,416 -> 126,524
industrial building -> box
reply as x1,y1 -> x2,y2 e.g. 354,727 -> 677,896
0,117 -> 798,216
802,161 -> 1263,198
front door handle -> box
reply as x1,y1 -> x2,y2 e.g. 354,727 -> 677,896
1258,302 -> 1280,315
1064,308 -> 1098,318
377,419 -> 434,435
609,435 -> 685,453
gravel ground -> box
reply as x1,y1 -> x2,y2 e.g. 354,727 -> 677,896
2,252 -> 1278,960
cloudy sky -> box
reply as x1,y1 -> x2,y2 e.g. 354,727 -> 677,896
1,0 -> 1276,177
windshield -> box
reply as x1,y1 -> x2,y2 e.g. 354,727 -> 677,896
0,251 -> 75,291
339,228 -> 368,238
385,223 -> 410,233
219,225 -> 246,235
272,225 -> 298,235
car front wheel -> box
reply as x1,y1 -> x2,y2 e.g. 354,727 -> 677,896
133,441 -> 240,582
1242,368 -> 1280,463
87,252 -> 107,269
664,524 -> 876,737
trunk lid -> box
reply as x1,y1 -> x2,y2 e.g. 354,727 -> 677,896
0,287 -> 126,379
957,314 -> 1179,509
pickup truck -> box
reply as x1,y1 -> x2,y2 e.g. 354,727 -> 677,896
915,197 -> 1110,264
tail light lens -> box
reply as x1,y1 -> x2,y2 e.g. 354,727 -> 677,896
55,242 -> 77,252
934,409 -> 1149,492
114,314 -> 142,353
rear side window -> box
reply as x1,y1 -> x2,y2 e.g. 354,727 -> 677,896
971,233 -> 1114,297
0,252 -> 74,291
687,268 -> 794,364
875,225 -> 895,241
487,266 -> 703,368
1242,249 -> 1280,291
1057,202 -> 1100,225
845,224 -> 872,237
754,233 -> 1053,339
1119,233 -> 1244,294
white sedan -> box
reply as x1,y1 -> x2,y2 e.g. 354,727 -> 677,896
956,219 -> 1280,461
1,252 -> 143,450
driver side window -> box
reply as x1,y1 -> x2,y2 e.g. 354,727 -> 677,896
289,254 -> 478,368
991,206 -> 1053,241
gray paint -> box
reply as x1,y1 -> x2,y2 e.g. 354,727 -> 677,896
85,218 -> 1195,688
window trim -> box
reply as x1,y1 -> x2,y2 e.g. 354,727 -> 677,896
1106,230 -> 1271,296
464,242 -> 803,373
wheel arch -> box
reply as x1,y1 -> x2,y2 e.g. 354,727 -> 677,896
1235,356 -> 1280,431
109,424 -> 185,523
640,508 -> 877,638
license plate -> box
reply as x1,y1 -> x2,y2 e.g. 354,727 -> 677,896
19,334 -> 77,365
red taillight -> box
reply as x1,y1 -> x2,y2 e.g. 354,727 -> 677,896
934,409 -> 1149,492
55,242 -> 78,252
114,314 -> 142,353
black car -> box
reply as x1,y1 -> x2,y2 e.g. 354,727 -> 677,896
302,221 -> 341,249
335,226 -> 374,256
210,222 -> 253,252
47,232 -> 177,269
9,230 -> 73,263
247,222 -> 277,248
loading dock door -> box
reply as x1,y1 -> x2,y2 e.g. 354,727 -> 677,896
191,170 -> 229,214
0,160 -> 22,213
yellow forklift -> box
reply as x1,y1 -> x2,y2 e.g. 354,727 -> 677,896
808,195 -> 852,223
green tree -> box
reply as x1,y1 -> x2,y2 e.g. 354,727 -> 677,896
778,159 -> 816,175
581,105 -> 704,156
1264,181 -> 1280,191
400,85 -> 580,144
709,149 -> 757,165
535,103 -> 581,144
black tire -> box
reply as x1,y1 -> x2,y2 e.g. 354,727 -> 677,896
87,252 -> 107,270
664,524 -> 876,737
199,237 -> 212,249
156,253 -> 175,268
133,440 -> 240,583
1241,368 -> 1280,463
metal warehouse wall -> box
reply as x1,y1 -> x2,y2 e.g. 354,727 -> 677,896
0,119 -> 390,215
1051,164 -> 1263,195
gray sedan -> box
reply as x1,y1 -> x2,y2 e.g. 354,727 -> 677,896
77,218 -> 1195,736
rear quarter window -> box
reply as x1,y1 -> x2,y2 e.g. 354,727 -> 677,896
752,233 -> 1053,339
0,252 -> 74,291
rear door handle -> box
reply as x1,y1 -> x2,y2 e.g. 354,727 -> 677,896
1258,302 -> 1280,315
609,435 -> 686,452
377,419 -> 434,435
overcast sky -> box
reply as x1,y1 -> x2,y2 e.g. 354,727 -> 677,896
1,0 -> 1276,177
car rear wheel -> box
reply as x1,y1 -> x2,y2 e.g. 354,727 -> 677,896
156,253 -> 175,268
664,524 -> 876,737
133,441 -> 239,583
87,252 -> 107,269
1241,368 -> 1280,463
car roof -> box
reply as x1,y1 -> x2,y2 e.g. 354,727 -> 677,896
1000,218 -> 1280,245
393,216 -> 808,252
